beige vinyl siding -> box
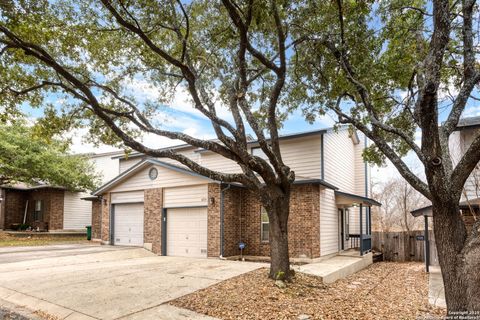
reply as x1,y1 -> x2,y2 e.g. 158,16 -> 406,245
63,192 -> 92,230
109,165 -> 210,193
457,129 -> 480,201
449,131 -> 463,166
119,158 -> 143,174
280,135 -> 322,179
117,134 -> 323,179
159,149 -> 200,168
354,134 -> 367,197
111,190 -> 144,204
119,149 -> 200,174
90,154 -> 121,184
199,152 -> 242,173
324,129 -> 356,193
320,188 -> 339,256
164,185 -> 208,208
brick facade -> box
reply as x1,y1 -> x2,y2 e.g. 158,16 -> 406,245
3,190 -> 28,229
207,184 -> 221,257
144,188 -> 163,254
1,188 -> 65,230
223,186 -> 242,257
101,194 -> 110,242
102,184 -> 321,258
91,199 -> 102,239
207,183 -> 321,259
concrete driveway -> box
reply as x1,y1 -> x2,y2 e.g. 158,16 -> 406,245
0,244 -> 263,320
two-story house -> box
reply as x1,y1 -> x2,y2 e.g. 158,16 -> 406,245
412,116 -> 480,229
89,126 -> 379,261
0,151 -> 121,232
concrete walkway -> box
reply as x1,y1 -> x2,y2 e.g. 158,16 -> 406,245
0,244 -> 264,319
294,252 -> 373,283
429,266 -> 446,308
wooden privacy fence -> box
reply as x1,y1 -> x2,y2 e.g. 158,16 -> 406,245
372,231 -> 439,265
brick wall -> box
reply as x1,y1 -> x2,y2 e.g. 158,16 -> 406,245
207,183 -> 221,257
101,194 -> 110,242
47,190 -> 64,230
3,190 -> 28,228
24,188 -> 65,230
144,188 -> 163,254
91,199 -> 102,239
223,186 -> 242,256
223,184 -> 321,259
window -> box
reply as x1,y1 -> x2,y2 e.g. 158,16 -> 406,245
33,200 -> 43,221
344,209 -> 350,240
261,207 -> 269,242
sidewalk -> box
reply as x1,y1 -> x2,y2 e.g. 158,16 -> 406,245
428,266 -> 446,308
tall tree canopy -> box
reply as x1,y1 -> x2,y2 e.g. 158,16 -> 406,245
0,122 -> 100,191
1,0 -> 480,312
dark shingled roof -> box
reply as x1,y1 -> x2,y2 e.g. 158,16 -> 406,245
455,116 -> 480,130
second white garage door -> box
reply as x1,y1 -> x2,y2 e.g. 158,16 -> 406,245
114,203 -> 144,247
167,207 -> 208,258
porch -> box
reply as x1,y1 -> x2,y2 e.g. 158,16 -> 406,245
335,190 -> 381,256
295,249 -> 373,283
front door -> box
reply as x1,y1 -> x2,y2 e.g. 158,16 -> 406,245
338,208 -> 345,250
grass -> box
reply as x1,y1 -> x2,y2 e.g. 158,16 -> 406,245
0,232 -> 89,247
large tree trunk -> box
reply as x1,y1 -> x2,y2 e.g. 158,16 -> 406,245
432,197 -> 480,312
261,186 -> 291,280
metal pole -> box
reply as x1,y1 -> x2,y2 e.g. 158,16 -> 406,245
360,204 -> 363,256
424,215 -> 430,273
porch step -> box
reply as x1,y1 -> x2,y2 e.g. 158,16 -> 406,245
294,252 -> 373,284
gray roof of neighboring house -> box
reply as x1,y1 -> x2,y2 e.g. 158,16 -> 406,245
455,116 -> 480,130
410,198 -> 480,217
0,182 -> 67,191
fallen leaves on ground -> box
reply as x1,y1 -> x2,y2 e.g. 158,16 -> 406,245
170,262 -> 446,320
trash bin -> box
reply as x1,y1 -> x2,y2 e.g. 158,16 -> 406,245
86,226 -> 92,241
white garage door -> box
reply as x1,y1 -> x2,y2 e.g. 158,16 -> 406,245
167,207 -> 208,258
114,203 -> 144,247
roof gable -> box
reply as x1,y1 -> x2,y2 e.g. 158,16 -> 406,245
93,159 -> 213,195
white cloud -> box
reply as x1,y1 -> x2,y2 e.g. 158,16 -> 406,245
462,105 -> 480,118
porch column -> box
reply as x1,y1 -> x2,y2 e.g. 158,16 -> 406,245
360,204 -> 363,256
368,206 -> 372,235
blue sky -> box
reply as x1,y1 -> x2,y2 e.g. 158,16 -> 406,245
21,74 -> 480,187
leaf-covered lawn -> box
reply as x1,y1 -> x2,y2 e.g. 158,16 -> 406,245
0,232 -> 88,247
171,262 -> 446,320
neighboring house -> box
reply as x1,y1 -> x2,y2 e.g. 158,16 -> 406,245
0,151 -> 121,232
90,126 -> 380,260
412,116 -> 480,233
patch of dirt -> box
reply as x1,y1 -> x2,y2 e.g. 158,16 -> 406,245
0,232 -> 88,247
170,262 -> 446,320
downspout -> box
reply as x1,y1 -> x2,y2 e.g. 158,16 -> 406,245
320,133 -> 325,180
364,135 -> 368,197
220,183 -> 231,259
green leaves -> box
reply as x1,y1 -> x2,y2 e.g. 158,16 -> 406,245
0,122 -> 100,191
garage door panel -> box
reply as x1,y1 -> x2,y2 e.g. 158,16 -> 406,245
114,203 -> 144,247
167,207 -> 207,258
